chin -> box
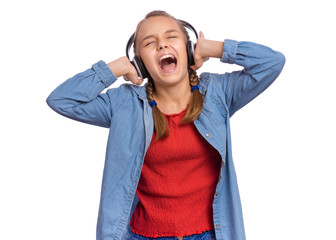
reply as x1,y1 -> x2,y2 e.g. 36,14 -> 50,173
152,69 -> 188,87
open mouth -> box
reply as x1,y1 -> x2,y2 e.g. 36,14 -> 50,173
159,54 -> 177,73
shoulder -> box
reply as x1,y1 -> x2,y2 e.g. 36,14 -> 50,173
102,83 -> 146,115
199,71 -> 228,95
199,71 -> 231,107
106,83 -> 145,95
106,83 -> 146,105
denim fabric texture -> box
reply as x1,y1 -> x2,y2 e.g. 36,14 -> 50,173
129,230 -> 216,240
47,39 -> 285,240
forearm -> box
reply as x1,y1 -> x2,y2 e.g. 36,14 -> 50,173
47,61 -> 116,108
201,39 -> 224,59
46,61 -> 117,127
217,40 -> 286,116
221,40 -> 285,76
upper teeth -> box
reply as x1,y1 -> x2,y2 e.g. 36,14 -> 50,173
160,54 -> 174,61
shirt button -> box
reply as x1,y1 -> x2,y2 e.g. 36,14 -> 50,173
205,133 -> 210,138
216,224 -> 220,228
215,192 -> 219,196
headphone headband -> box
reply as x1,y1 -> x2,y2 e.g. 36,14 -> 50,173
178,19 -> 199,39
126,33 -> 135,60
126,20 -> 197,58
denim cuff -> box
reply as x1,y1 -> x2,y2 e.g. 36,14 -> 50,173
221,39 -> 238,64
92,60 -> 117,88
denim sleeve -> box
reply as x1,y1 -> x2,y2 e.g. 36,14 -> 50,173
218,39 -> 285,116
46,60 -> 118,128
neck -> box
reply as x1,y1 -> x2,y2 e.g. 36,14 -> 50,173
153,79 -> 191,115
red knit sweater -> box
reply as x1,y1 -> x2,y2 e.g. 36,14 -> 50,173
130,107 -> 222,238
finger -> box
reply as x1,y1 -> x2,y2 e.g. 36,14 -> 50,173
136,78 -> 144,85
131,76 -> 143,85
199,31 -> 204,39
190,61 -> 202,71
190,65 -> 197,71
123,75 -> 141,85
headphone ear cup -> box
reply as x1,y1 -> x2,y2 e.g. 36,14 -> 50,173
187,40 -> 196,66
132,56 -> 150,80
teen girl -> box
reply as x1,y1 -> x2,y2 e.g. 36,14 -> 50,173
47,10 -> 285,240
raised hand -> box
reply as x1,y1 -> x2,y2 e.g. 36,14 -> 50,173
107,56 -> 143,85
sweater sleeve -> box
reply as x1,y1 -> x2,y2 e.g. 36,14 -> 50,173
46,60 -> 119,128
213,39 -> 286,117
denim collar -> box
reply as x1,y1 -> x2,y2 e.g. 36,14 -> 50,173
129,84 -> 147,100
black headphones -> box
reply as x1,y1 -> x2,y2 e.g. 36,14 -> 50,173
125,20 -> 198,80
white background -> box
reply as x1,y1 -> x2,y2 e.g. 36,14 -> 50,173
1,0 -> 335,239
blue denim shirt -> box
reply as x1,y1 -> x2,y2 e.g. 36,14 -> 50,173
47,39 -> 285,240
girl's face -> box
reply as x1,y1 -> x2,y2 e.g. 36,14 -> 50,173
136,16 -> 189,87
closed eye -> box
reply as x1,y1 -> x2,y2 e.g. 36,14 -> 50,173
145,41 -> 154,47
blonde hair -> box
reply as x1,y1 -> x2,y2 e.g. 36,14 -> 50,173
135,11 -> 204,141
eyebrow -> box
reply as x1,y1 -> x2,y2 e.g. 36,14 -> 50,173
141,29 -> 179,43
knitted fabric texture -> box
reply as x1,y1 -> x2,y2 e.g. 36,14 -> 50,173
130,106 -> 222,238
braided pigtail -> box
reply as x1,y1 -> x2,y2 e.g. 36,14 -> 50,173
180,68 -> 204,124
146,78 -> 169,141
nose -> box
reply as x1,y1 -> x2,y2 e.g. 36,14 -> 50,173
157,38 -> 168,50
